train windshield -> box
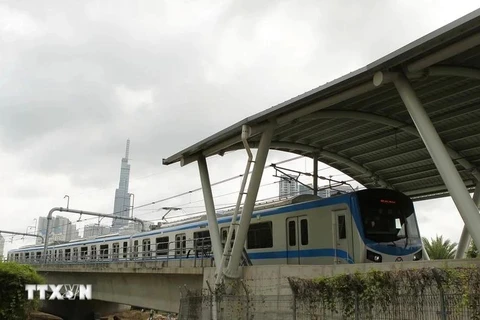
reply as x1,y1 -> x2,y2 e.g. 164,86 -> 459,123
357,189 -> 420,244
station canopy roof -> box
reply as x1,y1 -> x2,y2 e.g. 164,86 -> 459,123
163,9 -> 480,201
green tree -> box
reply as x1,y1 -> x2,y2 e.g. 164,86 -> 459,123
422,235 -> 457,259
467,240 -> 478,258
0,262 -> 44,319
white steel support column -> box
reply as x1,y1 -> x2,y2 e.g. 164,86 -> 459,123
224,122 -> 275,279
197,155 -> 223,267
455,181 -> 480,259
313,153 -> 318,196
392,72 -> 480,250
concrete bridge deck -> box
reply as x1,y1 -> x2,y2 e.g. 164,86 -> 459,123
33,261 -> 205,314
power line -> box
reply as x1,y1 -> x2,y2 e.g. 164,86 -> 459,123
27,156 -> 304,234
16,155 -> 353,240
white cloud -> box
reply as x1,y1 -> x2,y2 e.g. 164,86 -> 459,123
1,0 -> 479,256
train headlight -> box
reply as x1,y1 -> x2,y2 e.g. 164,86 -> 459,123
366,250 -> 382,263
413,250 -> 423,261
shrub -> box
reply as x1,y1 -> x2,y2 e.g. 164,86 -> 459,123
0,262 -> 45,320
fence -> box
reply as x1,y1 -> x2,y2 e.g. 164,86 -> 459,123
7,237 -> 215,269
178,292 -> 478,320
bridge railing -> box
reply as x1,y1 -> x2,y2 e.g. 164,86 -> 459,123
8,237 -> 215,269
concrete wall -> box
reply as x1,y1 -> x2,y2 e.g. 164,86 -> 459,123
203,259 -> 480,295
38,268 -> 203,313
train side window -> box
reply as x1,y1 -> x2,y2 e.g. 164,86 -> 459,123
100,244 -> 108,259
221,228 -> 227,243
338,215 -> 346,239
80,247 -> 87,260
122,242 -> 128,258
36,252 -> 41,262
65,249 -> 71,261
221,227 -> 235,244
58,249 -> 63,261
247,222 -> 273,249
194,231 -> 211,254
91,246 -> 97,260
156,237 -> 169,256
25,252 -> 30,261
288,221 -> 296,246
300,219 -> 309,245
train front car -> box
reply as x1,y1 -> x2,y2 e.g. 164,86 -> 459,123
354,189 -> 423,263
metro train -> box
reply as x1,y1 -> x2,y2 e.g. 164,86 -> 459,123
7,188 -> 423,265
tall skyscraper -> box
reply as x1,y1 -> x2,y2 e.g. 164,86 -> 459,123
112,139 -> 132,231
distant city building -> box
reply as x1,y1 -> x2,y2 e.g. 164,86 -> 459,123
66,222 -> 80,242
83,224 -> 112,239
112,139 -> 132,232
118,221 -> 153,235
36,217 -> 48,244
279,174 -> 299,198
297,182 -> 354,198
0,234 -> 4,260
298,183 -> 313,196
36,216 -> 80,244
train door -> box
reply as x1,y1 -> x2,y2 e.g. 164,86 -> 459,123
175,233 -> 186,258
286,216 -> 309,264
332,209 -> 353,264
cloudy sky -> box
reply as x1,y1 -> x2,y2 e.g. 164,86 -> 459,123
1,1 -> 479,254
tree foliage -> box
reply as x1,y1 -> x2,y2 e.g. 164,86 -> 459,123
422,235 -> 457,259
289,267 -> 480,319
468,241 -> 479,259
0,262 -> 45,320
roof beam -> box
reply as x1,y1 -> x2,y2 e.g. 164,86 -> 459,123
303,110 -> 480,181
224,141 -> 392,188
407,33 -> 480,72
179,122 -> 273,166
422,66 -> 480,80
276,82 -> 377,125
405,180 -> 476,197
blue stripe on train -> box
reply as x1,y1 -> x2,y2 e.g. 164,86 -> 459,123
248,249 -> 354,264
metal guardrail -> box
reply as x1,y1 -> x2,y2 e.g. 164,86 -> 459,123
8,237 -> 216,269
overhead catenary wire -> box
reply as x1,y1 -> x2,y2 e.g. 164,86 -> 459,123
19,156 -> 305,234
13,155 -> 353,241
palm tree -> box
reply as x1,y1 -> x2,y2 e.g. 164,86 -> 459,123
467,241 -> 478,258
422,235 -> 457,259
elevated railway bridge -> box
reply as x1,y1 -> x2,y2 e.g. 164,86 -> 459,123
11,8 -> 480,318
